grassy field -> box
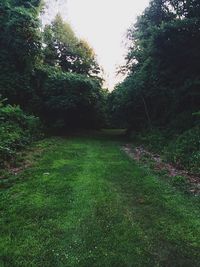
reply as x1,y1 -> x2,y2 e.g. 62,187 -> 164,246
0,130 -> 200,267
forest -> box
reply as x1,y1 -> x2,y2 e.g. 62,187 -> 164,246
0,0 -> 200,266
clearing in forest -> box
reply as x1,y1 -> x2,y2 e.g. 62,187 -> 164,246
0,130 -> 200,267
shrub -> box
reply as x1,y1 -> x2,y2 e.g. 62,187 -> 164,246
164,126 -> 200,174
0,102 -> 41,168
134,129 -> 168,153
134,126 -> 200,174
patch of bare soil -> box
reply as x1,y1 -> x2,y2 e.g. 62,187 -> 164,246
122,144 -> 200,195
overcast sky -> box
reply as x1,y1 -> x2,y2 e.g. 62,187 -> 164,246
42,0 -> 150,89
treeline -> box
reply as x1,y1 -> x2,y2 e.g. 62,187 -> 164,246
109,0 -> 200,173
0,0 -> 106,131
0,0 -> 106,168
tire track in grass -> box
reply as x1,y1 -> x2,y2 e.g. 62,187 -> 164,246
55,139 -> 153,267
0,133 -> 200,266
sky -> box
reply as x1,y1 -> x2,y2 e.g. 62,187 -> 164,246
42,0 -> 150,89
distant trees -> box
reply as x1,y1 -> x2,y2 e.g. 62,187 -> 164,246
43,15 -> 100,76
109,0 -> 200,131
31,66 -> 105,130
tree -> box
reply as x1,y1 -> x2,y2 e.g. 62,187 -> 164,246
0,0 -> 42,108
32,66 -> 106,130
0,1 -> 106,130
110,0 -> 200,131
43,14 -> 100,76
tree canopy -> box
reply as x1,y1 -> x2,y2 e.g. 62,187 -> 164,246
0,0 -> 105,130
109,0 -> 200,131
43,14 -> 100,76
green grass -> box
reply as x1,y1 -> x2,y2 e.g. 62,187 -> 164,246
0,130 -> 200,267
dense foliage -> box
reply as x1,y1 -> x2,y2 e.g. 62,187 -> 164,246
31,66 -> 105,129
0,101 -> 41,168
109,0 -> 200,131
0,0 -> 41,109
0,0 -> 105,131
134,126 -> 200,174
109,0 -> 200,173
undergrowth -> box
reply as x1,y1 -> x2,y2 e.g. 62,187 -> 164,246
133,126 -> 200,174
0,101 -> 42,170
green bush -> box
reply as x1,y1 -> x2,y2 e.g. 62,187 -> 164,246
134,126 -> 200,174
134,129 -> 168,153
164,126 -> 200,174
0,102 -> 41,167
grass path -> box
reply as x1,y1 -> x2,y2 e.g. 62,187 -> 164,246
0,131 -> 200,267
